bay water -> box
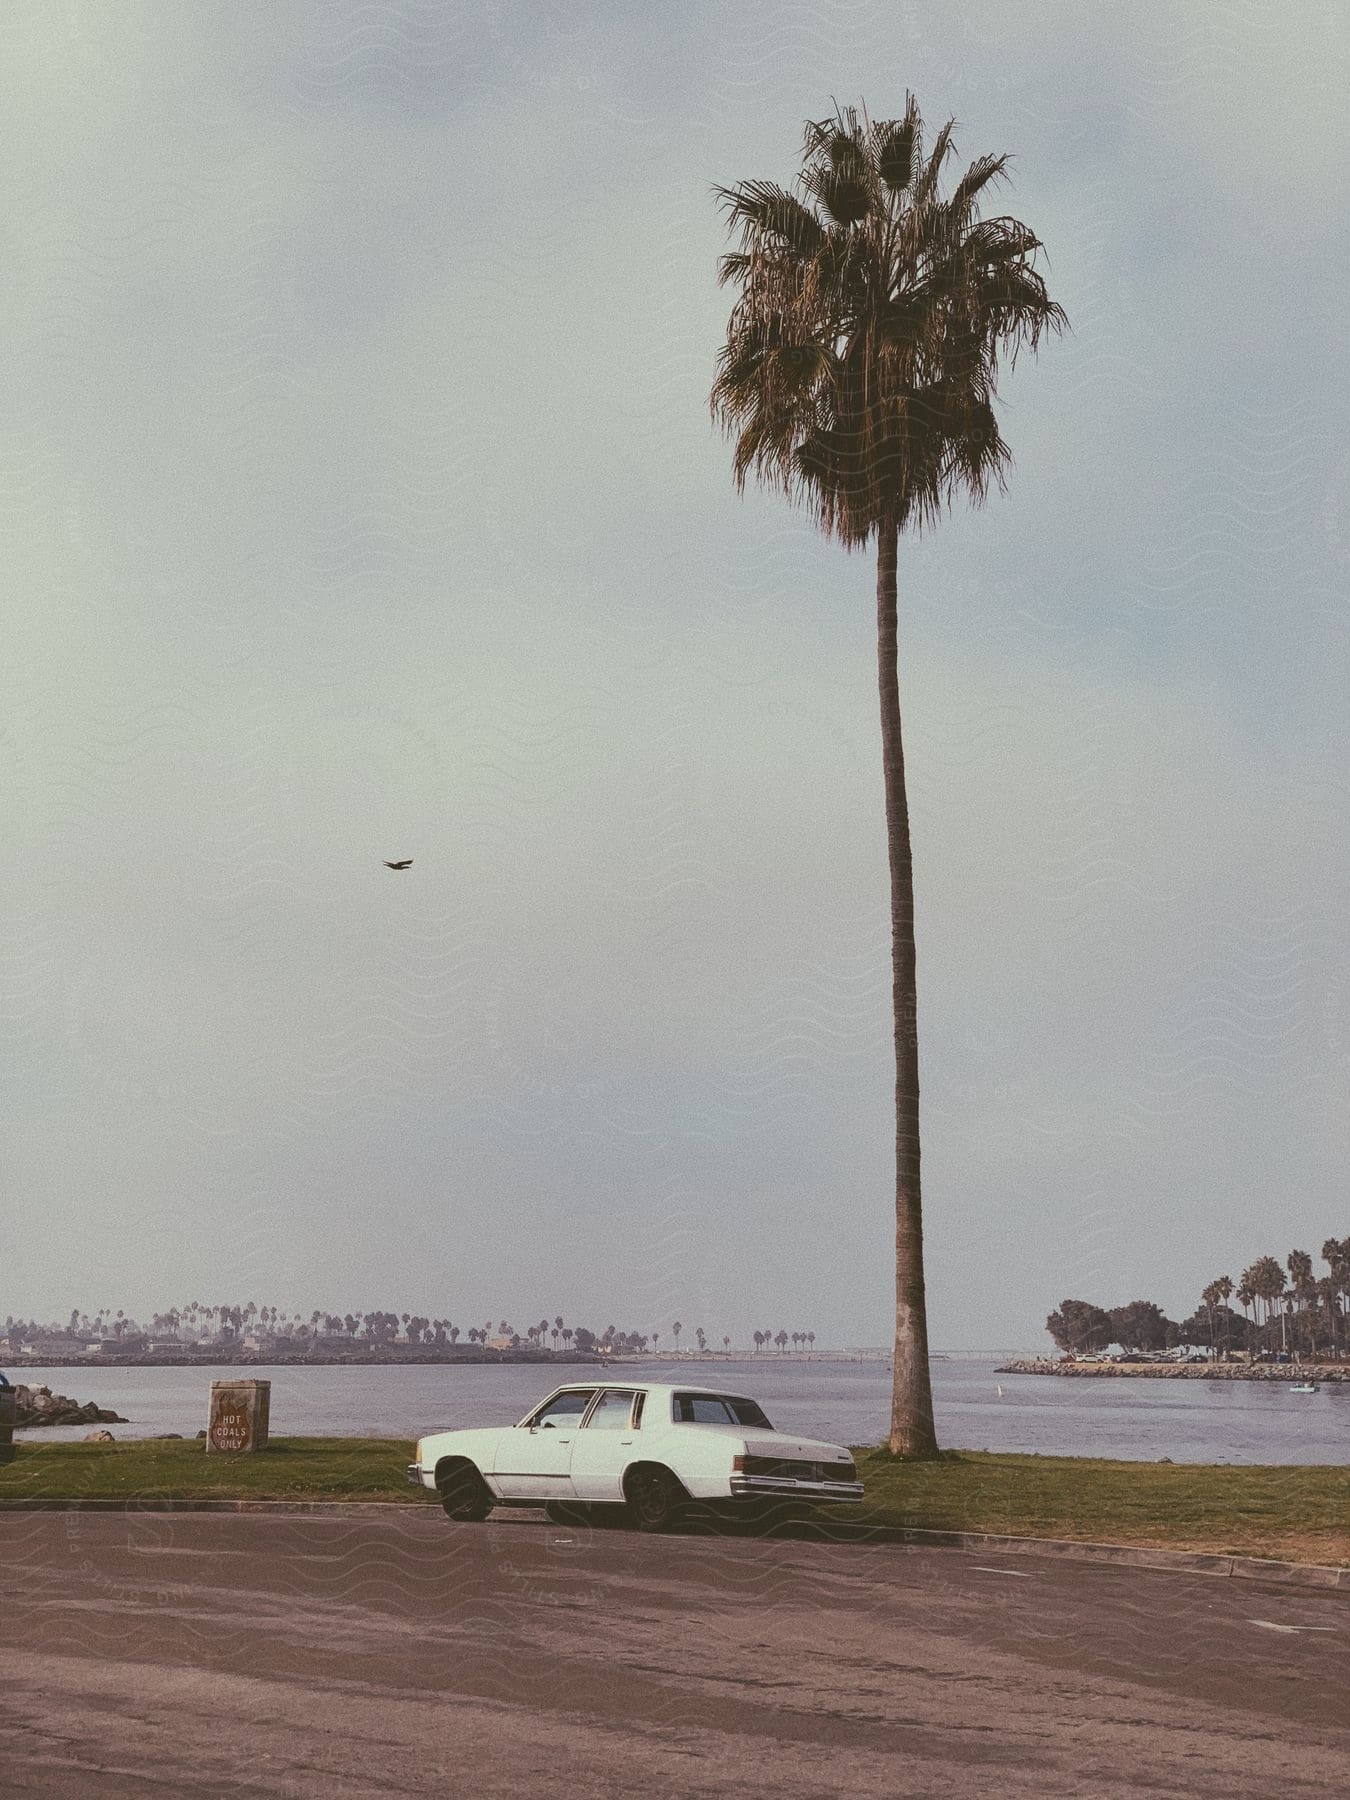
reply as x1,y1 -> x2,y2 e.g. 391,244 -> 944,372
10,1356 -> 1347,1464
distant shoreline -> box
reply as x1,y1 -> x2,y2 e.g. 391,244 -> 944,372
4,1350 -> 891,1372
998,1358 -> 1350,1383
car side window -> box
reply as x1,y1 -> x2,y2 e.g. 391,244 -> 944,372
583,1389 -> 636,1430
673,1394 -> 735,1425
528,1390 -> 595,1428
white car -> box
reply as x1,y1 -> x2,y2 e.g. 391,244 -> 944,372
407,1381 -> 864,1532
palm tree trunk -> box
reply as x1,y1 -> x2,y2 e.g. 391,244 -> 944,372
879,516 -> 938,1459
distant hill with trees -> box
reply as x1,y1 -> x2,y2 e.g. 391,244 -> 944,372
1047,1236 -> 1349,1358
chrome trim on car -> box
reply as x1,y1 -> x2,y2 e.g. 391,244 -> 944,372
729,1475 -> 864,1502
406,1463 -> 423,1486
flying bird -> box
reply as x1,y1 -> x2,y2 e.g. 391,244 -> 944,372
383,860 -> 413,870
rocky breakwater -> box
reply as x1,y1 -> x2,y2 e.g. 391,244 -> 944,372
11,1384 -> 129,1426
997,1359 -> 1350,1382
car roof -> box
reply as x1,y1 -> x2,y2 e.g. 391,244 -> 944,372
547,1382 -> 752,1401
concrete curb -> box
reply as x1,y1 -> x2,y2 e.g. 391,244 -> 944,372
1,1498 -> 1345,1588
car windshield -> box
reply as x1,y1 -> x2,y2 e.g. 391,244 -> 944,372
672,1392 -> 773,1429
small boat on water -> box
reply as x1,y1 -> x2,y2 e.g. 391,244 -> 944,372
1289,1381 -> 1318,1393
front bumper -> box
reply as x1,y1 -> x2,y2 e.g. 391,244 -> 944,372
729,1475 -> 865,1503
406,1463 -> 426,1487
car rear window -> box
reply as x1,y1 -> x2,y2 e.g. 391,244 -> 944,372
672,1393 -> 773,1428
722,1394 -> 773,1428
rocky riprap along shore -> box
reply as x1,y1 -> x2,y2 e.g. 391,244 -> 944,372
998,1359 -> 1350,1382
10,1384 -> 128,1427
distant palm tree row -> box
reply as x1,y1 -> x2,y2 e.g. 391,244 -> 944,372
2,1302 -> 821,1358
1047,1236 -> 1350,1358
752,1330 -> 816,1354
1207,1238 -> 1350,1358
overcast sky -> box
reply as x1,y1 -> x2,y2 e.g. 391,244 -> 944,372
3,1 -> 1347,1352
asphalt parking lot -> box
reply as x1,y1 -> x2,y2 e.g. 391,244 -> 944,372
5,1509 -> 1347,1797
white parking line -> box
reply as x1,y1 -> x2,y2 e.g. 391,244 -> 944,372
1248,1620 -> 1336,1634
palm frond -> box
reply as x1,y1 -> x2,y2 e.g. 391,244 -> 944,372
875,96 -> 921,192
946,154 -> 1009,222
911,119 -> 955,211
713,181 -> 824,256
715,250 -> 754,289
960,216 -> 1044,266
800,161 -> 871,227
801,115 -> 837,160
801,105 -> 863,163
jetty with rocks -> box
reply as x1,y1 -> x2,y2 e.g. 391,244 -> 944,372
8,1383 -> 128,1427
998,1359 -> 1350,1382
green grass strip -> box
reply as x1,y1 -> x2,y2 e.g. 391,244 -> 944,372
1,1437 -> 415,1504
850,1448 -> 1349,1566
3,1439 -> 1346,1566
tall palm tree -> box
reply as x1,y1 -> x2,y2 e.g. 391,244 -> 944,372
1200,1281 -> 1220,1357
1322,1238 -> 1348,1359
1235,1279 -> 1254,1346
713,99 -> 1064,1455
1324,1274 -> 1346,1353
1214,1275 -> 1233,1358
1287,1250 -> 1314,1357
1260,1257 -> 1288,1353
1243,1256 -> 1286,1353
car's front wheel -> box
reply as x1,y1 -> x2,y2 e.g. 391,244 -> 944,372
623,1464 -> 686,1533
435,1459 -> 492,1522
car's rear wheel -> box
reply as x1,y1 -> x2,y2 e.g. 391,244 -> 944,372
623,1464 -> 686,1533
436,1459 -> 492,1522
